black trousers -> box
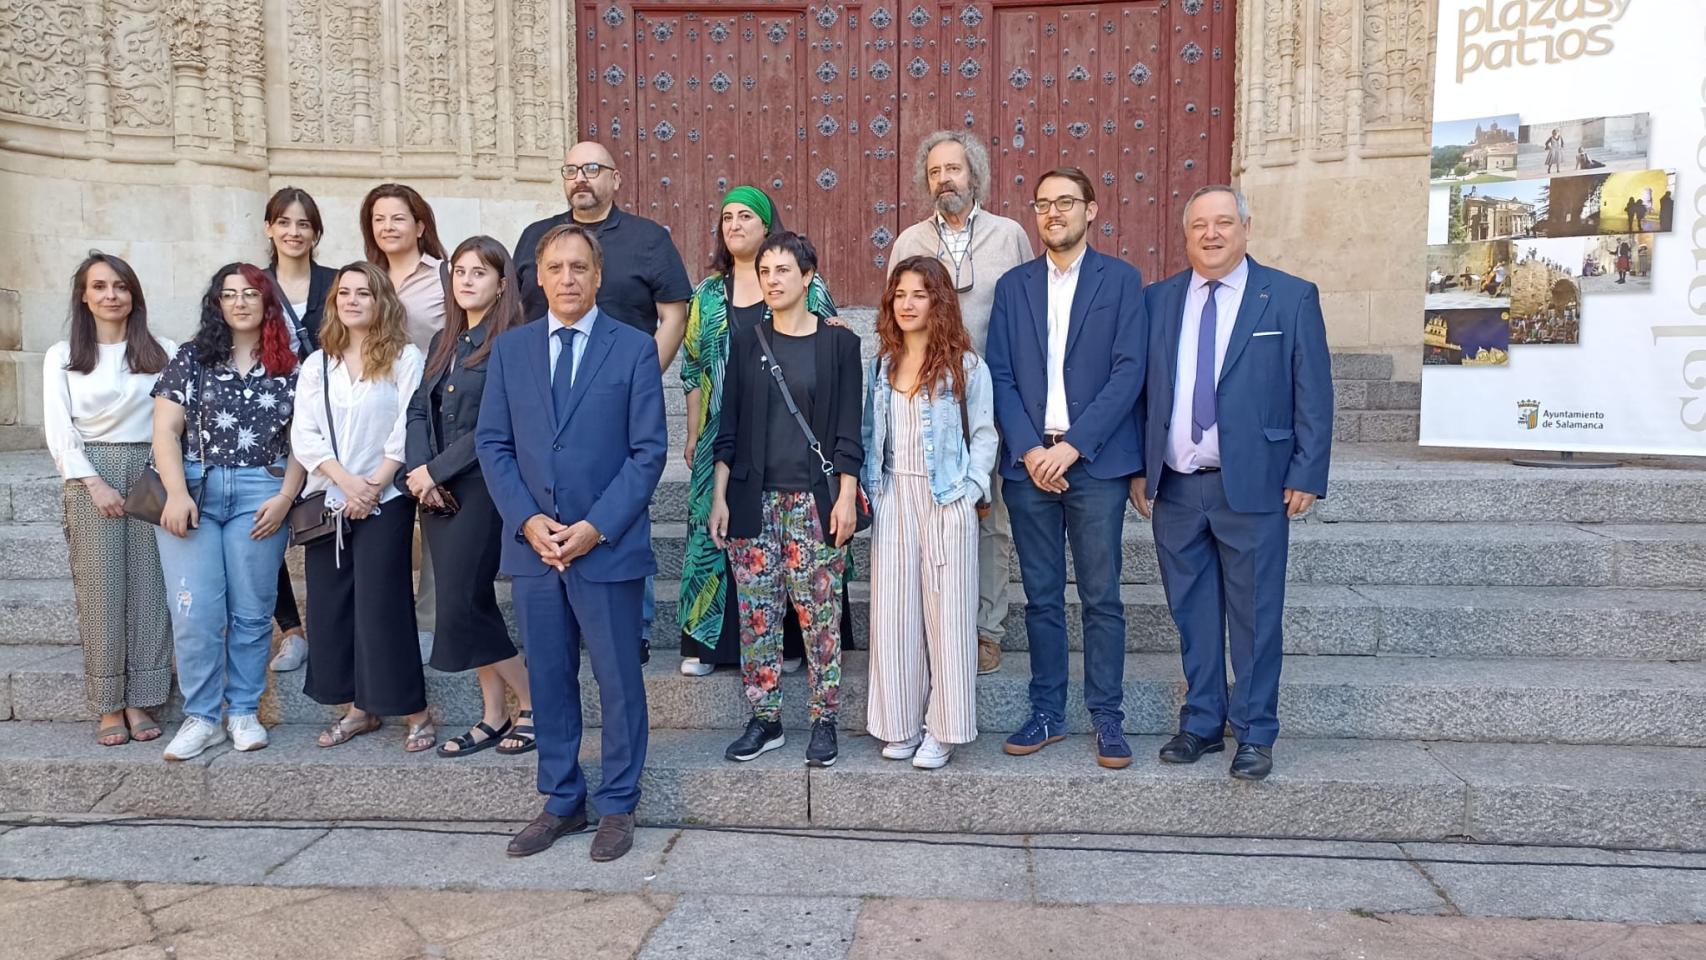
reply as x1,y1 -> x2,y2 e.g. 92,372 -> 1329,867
274,561 -> 301,633
302,501 -> 425,716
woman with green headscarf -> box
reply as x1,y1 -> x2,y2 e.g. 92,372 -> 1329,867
677,186 -> 842,675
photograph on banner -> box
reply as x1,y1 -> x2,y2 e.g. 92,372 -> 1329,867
1544,168 -> 1677,237
1579,234 -> 1651,293
1508,241 -> 1582,345
1429,179 -> 1546,243
1431,114 -> 1520,183
1426,240 -> 1514,309
1517,113 -> 1650,177
1424,308 -> 1511,366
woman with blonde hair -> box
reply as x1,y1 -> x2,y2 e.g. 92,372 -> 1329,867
293,261 -> 432,752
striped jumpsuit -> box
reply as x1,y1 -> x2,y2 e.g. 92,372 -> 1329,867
865,389 -> 979,745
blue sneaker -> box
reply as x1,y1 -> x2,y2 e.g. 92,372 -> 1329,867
1093,715 -> 1132,769
1003,712 -> 1065,756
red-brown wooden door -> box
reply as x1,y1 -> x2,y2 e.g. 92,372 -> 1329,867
579,0 -> 1235,304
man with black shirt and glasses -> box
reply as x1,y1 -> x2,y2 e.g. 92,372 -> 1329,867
888,130 -> 1033,675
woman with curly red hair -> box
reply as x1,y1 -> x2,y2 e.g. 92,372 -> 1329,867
152,263 -> 306,760
860,256 -> 998,769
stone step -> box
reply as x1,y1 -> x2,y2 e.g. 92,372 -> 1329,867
11,579 -> 1704,663
1,720 -> 1700,850
1334,411 -> 1421,443
11,645 -> 1705,746
647,521 -> 1706,588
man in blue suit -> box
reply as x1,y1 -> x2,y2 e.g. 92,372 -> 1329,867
476,223 -> 667,860
1135,185 -> 1333,780
986,167 -> 1147,769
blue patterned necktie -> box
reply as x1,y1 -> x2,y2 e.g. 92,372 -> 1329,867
552,326 -> 577,419
1191,280 -> 1222,443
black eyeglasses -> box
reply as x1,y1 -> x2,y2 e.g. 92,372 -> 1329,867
561,163 -> 614,181
1031,197 -> 1086,214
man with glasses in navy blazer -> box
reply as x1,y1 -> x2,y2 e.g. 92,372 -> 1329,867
986,166 -> 1147,770
477,223 -> 667,861
1133,185 -> 1334,781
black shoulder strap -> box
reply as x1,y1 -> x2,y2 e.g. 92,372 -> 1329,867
752,322 -> 834,480
322,352 -> 340,461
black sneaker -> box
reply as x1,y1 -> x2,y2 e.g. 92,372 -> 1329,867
806,720 -> 838,767
725,717 -> 785,762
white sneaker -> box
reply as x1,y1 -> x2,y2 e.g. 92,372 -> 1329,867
781,656 -> 803,674
227,714 -> 269,752
418,631 -> 434,665
680,657 -> 714,677
881,734 -> 922,760
162,717 -> 226,761
269,632 -> 308,672
912,732 -> 953,769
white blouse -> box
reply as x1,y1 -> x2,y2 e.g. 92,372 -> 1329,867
292,344 -> 424,505
42,337 -> 178,480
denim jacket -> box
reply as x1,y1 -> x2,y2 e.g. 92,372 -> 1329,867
860,351 -> 999,505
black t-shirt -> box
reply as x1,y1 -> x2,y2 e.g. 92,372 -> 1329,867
514,208 -> 692,332
728,299 -> 767,336
762,329 -> 819,493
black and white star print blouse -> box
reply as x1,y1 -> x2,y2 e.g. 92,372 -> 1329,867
151,344 -> 298,467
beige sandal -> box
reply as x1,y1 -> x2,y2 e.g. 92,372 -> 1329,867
404,721 -> 437,754
317,713 -> 380,748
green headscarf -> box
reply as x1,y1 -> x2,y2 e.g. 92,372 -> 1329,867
721,185 -> 774,229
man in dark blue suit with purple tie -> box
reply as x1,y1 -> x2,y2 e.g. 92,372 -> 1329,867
477,223 -> 667,860
1134,185 -> 1333,781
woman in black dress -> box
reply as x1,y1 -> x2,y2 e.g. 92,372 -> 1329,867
402,236 -> 535,757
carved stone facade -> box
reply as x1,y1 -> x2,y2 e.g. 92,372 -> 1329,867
1235,0 -> 1435,379
0,0 -> 576,441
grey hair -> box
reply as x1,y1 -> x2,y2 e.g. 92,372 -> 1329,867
913,130 -> 992,205
1182,184 -> 1250,228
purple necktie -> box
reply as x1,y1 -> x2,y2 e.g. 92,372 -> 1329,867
1191,280 -> 1221,443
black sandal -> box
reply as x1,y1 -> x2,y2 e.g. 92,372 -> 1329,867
436,719 -> 512,758
495,711 -> 537,755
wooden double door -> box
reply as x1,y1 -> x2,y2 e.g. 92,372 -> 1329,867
578,0 -> 1236,304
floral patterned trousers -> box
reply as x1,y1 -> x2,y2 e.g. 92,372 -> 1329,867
727,491 -> 847,724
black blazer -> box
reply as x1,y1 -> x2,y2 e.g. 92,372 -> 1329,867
713,319 -> 863,542
266,262 -> 337,358
404,324 -> 492,487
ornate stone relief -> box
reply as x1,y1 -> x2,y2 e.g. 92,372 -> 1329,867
0,0 -> 89,125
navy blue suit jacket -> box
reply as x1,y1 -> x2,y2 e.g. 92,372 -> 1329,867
1140,257 -> 1333,513
985,246 -> 1147,482
475,312 -> 668,580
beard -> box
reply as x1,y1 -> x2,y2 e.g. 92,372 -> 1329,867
1041,220 -> 1086,252
934,187 -> 970,216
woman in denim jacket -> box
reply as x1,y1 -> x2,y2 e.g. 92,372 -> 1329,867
860,256 -> 999,768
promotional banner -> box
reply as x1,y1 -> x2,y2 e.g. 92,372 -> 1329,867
1421,0 -> 1705,456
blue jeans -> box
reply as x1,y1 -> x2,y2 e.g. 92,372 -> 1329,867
154,463 -> 289,725
1004,461 -> 1130,726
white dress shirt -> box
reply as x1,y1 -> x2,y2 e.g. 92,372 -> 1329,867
1165,256 -> 1249,473
548,306 -> 598,386
293,344 -> 425,505
41,337 -> 177,480
1043,248 -> 1086,433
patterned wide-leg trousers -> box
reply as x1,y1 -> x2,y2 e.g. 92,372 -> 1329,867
866,472 -> 980,745
62,442 -> 173,714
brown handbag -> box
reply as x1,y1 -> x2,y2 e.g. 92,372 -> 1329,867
287,353 -> 350,548
124,366 -> 206,526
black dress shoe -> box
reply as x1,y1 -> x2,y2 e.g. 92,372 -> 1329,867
506,808 -> 588,857
1158,731 -> 1225,764
589,812 -> 636,862
1230,743 -> 1273,781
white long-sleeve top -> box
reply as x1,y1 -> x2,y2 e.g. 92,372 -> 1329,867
42,337 -> 177,480
291,345 -> 424,505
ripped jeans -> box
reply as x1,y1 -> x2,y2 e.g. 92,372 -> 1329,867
154,462 -> 289,725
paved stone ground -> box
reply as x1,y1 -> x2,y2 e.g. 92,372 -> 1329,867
1424,289 -> 1510,310
3,817 -> 1704,958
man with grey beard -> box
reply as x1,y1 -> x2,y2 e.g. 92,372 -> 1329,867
889,131 -> 1034,674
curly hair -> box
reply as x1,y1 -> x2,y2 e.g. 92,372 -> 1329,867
913,130 -> 992,207
189,263 -> 298,376
319,261 -> 412,382
875,256 -> 973,404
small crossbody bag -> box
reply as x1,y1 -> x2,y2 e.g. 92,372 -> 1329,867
123,365 -> 207,526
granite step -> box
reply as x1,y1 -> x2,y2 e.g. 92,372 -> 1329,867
1,721 -> 1700,850
10,645 -> 1706,746
9,579 -> 1704,663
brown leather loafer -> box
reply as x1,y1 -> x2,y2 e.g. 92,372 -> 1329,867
977,636 -> 1002,675
589,812 -> 636,862
506,809 -> 588,858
